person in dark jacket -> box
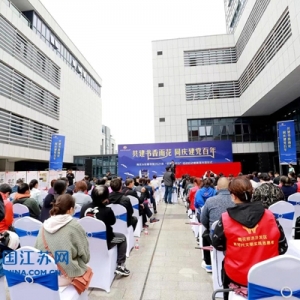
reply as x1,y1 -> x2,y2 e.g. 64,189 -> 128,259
212,177 -> 288,300
80,185 -> 130,276
40,180 -> 66,222
108,178 -> 137,230
13,183 -> 40,220
163,167 -> 175,204
273,172 -> 280,185
122,178 -> 159,228
280,176 -> 297,200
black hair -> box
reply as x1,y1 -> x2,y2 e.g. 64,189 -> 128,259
29,179 -> 38,190
110,178 -> 122,192
258,173 -> 270,181
18,183 -> 30,194
53,180 -> 67,195
91,185 -> 109,206
0,184 -> 12,194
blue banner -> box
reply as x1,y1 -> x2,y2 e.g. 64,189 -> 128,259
49,135 -> 65,170
278,120 -> 297,165
118,141 -> 233,178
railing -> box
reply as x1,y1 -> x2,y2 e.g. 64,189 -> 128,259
2,0 -> 31,27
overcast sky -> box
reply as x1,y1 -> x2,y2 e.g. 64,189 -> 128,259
40,0 -> 226,145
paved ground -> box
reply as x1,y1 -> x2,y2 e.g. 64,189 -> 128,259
88,199 -> 214,300
4,199 -> 214,299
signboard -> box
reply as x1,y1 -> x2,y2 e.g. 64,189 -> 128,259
49,135 -> 65,170
26,171 -> 38,185
118,141 -> 233,178
278,120 -> 297,165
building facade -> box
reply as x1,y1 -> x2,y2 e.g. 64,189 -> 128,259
101,125 -> 116,155
152,0 -> 300,173
0,0 -> 102,171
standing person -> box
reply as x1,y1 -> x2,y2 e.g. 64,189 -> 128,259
273,172 -> 281,185
170,160 -> 176,174
81,185 -> 130,276
40,180 -> 66,222
200,178 -> 234,273
289,164 -> 295,173
66,169 -> 75,187
163,167 -> 175,204
35,194 -> 91,286
11,178 -> 23,194
0,184 -> 13,231
13,183 -> 40,220
212,177 -> 288,300
29,179 -> 41,206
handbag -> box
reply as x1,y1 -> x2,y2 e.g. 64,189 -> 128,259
42,228 -> 93,294
202,228 -> 212,245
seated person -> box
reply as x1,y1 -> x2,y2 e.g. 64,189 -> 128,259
13,183 -> 40,220
35,194 -> 90,286
73,181 -> 92,206
40,180 -> 67,223
81,185 -> 130,276
0,184 -> 13,232
122,178 -> 159,228
212,177 -> 288,300
108,178 -> 137,230
280,176 -> 297,200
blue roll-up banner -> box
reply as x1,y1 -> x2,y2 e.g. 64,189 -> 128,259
49,135 -> 65,170
277,120 -> 297,165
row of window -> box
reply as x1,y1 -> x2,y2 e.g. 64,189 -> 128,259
226,0 -> 247,33
187,118 -> 274,143
32,12 -> 101,97
0,15 -> 61,89
0,108 -> 58,151
0,62 -> 60,120
184,9 -> 291,101
184,0 -> 270,67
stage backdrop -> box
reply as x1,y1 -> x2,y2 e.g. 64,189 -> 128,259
118,141 -> 233,178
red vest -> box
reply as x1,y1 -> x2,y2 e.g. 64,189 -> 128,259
222,209 -> 280,286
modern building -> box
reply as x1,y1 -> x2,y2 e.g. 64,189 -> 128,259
73,154 -> 118,178
152,0 -> 300,173
0,0 -> 102,171
101,125 -> 116,155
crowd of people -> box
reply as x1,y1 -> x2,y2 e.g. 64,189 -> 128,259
0,170 -> 161,288
179,169 -> 300,299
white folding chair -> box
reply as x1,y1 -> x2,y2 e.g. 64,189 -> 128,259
286,240 -> 300,259
13,204 -> 30,224
160,184 -> 165,201
172,186 -> 178,203
14,217 -> 42,247
136,191 -> 141,198
154,187 -> 160,205
73,204 -> 82,219
269,201 -> 295,241
3,246 -> 87,300
211,220 -> 224,299
191,214 -> 200,238
288,192 -> 300,230
127,196 -> 142,238
109,204 -> 134,257
78,218 -> 117,292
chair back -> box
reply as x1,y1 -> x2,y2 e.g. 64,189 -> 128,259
13,204 -> 30,224
248,255 -> 300,299
3,246 -> 60,300
127,196 -> 139,218
288,193 -> 300,221
136,191 -> 141,198
73,204 -> 82,219
78,217 -> 109,256
269,201 -> 294,241
14,217 -> 42,247
109,204 -> 128,235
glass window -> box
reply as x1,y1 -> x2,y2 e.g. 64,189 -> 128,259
206,126 -> 213,136
199,126 -> 206,136
41,23 -> 46,37
32,13 -> 37,28
235,124 -> 242,135
36,17 -> 42,32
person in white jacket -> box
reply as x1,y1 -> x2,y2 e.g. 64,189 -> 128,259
29,179 -> 41,206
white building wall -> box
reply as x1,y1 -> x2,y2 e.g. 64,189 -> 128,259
153,0 -> 300,151
0,0 -> 102,165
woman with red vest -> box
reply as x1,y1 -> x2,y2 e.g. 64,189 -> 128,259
188,177 -> 202,213
212,177 -> 288,300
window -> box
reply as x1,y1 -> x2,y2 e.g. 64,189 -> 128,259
36,17 -> 42,32
76,65 -> 82,74
157,51 -> 163,55
159,118 -> 165,122
11,115 -> 23,136
50,35 -> 55,46
158,83 -> 164,87
33,122 -> 43,141
72,59 -> 77,68
37,51 -> 46,73
15,34 -> 28,59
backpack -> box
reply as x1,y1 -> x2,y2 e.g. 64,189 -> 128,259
295,216 -> 300,239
